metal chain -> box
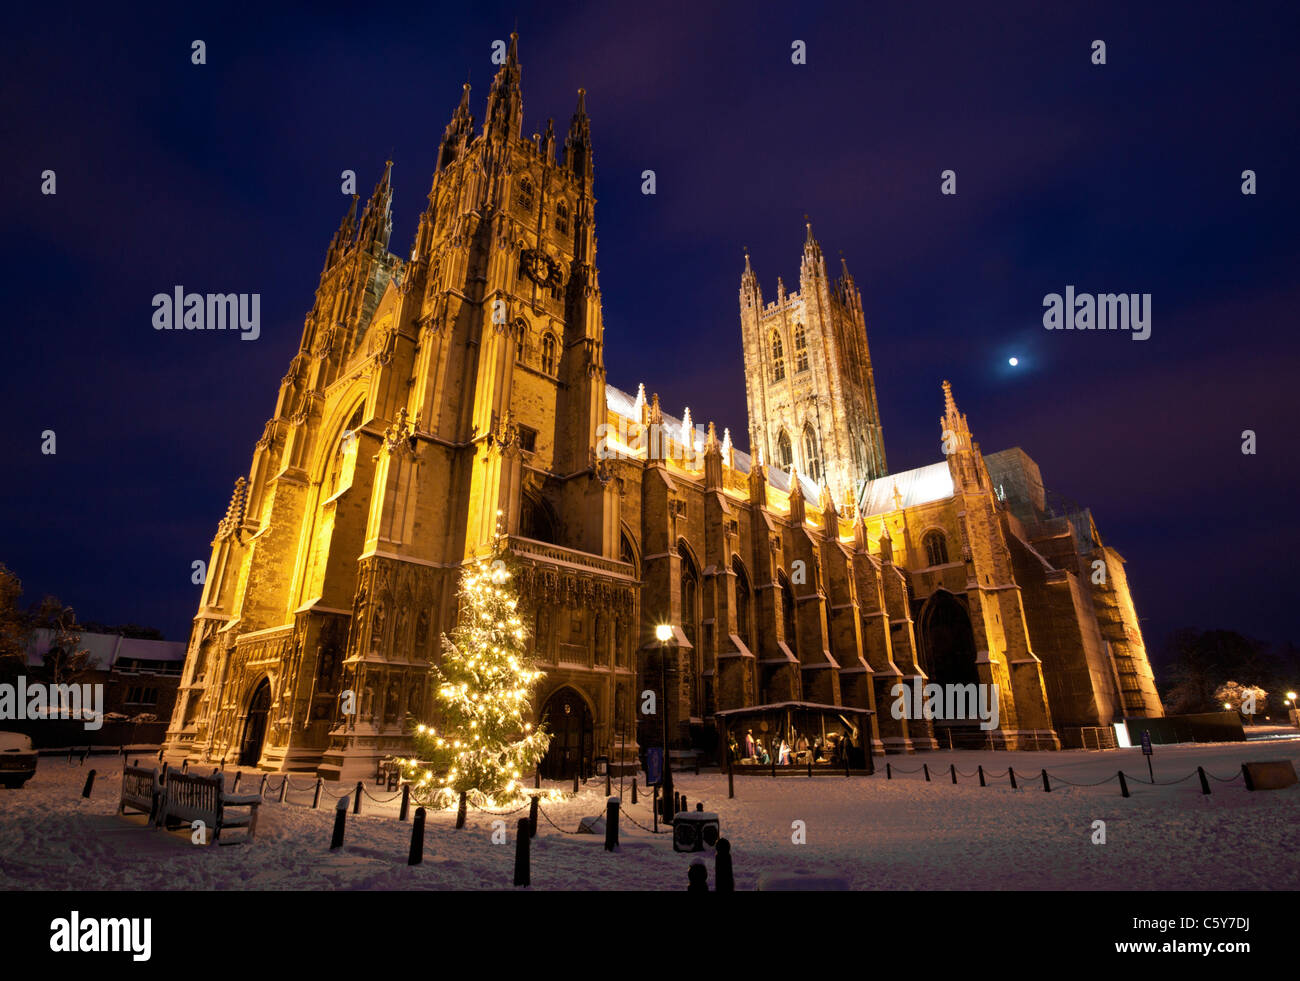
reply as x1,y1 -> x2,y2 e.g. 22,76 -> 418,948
535,804 -> 586,835
620,808 -> 673,835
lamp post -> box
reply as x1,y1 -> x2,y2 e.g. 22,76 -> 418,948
1287,692 -> 1298,727
656,623 -> 675,822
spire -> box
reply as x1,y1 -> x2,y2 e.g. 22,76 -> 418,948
542,117 -> 555,161
437,83 -> 475,170
356,160 -> 393,254
564,88 -> 592,182
680,406 -> 694,446
721,427 -> 733,460
325,194 -> 359,269
940,379 -> 972,451
485,32 -> 523,142
633,383 -> 645,419
801,216 -> 825,277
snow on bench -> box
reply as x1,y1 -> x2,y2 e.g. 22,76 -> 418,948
157,766 -> 260,845
118,764 -> 162,823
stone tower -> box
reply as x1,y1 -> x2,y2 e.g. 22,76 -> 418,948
739,224 -> 887,510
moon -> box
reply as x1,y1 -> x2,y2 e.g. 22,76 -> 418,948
1008,357 -> 1019,366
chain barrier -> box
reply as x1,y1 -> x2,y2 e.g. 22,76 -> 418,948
1207,770 -> 1243,783
360,786 -> 405,804
620,808 -> 673,835
1053,772 -> 1121,788
466,798 -> 532,816
535,803 -> 588,836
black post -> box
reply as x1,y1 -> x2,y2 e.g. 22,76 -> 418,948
572,769 -> 579,795
408,807 -> 426,865
258,774 -> 268,797
1146,755 -> 1154,784
232,771 -> 241,792
696,801 -> 703,811
279,777 -> 288,803
399,784 -> 411,821
978,765 -> 986,787
514,818 -> 530,887
329,797 -> 347,850
81,769 -> 96,799
311,778 -> 324,808
728,766 -> 735,800
652,786 -> 658,833
807,757 -> 813,778
632,779 -> 638,805
687,860 -> 709,892
950,764 -> 957,785
157,748 -> 164,763
1009,768 -> 1017,789
923,763 -> 930,782
353,780 -> 363,815
886,762 -> 892,780
181,759 -> 189,774
1197,766 -> 1211,795
681,794 -> 688,813
605,798 -> 620,852
1118,770 -> 1130,798
528,795 -> 539,838
456,790 -> 468,828
605,768 -> 611,797
715,838 -> 734,892
1041,769 -> 1050,792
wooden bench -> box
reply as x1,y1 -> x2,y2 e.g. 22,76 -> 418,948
118,764 -> 163,822
669,749 -> 701,774
157,766 -> 260,845
376,756 -> 402,790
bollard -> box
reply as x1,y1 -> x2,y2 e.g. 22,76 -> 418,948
181,759 -> 189,774
978,765 -> 986,787
728,767 -> 735,799
279,777 -> 288,803
807,758 -> 813,779
572,770 -> 579,795
1041,769 -> 1050,793
212,769 -> 220,778
353,780 -> 363,815
923,763 -> 930,782
950,764 -> 957,785
1197,766 -> 1211,796
1118,770 -> 1130,798
687,860 -> 709,892
408,807 -> 426,865
528,795 -> 539,838
631,779 -> 638,805
605,798 -> 620,852
886,762 -> 892,780
514,817 -> 530,887
534,768 -> 540,789
399,784 -> 411,822
681,794 -> 688,814
232,771 -> 242,792
329,796 -> 348,850
258,774 -> 268,797
1009,768 -> 1017,790
312,778 -> 323,809
605,769 -> 612,797
674,791 -> 680,814
81,769 -> 96,799
696,801 -> 703,811
456,791 -> 468,829
715,837 -> 734,892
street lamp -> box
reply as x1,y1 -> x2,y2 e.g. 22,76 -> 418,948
655,623 -> 675,821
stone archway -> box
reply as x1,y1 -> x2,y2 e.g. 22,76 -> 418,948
917,590 -> 980,728
239,678 -> 272,767
538,686 -> 593,780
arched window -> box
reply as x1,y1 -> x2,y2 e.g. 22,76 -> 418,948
794,323 -> 809,372
779,573 -> 798,658
517,176 -> 534,210
555,201 -> 569,236
521,494 -> 557,543
923,530 -> 950,567
776,430 -> 793,472
771,332 -> 785,381
326,404 -> 364,498
733,557 -> 752,653
802,424 -> 822,483
541,333 -> 557,375
680,545 -> 700,714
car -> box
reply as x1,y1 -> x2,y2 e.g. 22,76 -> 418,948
0,732 -> 38,788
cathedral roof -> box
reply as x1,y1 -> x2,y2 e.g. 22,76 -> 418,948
857,461 -> 954,517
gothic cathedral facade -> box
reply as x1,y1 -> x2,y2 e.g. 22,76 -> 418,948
163,36 -> 1163,779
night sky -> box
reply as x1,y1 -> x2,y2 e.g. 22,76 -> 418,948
3,2 -> 1297,655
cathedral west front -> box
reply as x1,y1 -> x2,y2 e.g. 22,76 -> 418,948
163,36 -> 1163,781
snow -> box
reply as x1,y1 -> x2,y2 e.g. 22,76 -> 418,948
1,739 -> 1297,890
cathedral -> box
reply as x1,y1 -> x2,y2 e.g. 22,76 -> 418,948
162,36 -> 1163,780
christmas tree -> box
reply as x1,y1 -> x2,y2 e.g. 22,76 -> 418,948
400,540 -> 550,808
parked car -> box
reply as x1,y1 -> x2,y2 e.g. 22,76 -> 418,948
0,732 -> 38,788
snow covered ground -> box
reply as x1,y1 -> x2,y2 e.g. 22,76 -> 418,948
2,739 -> 1297,890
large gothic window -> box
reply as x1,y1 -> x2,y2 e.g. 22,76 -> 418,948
555,201 -> 569,236
771,332 -> 785,381
923,530 -> 950,567
516,176 -> 534,210
733,557 -> 752,653
776,430 -> 793,472
541,333 -> 558,375
794,323 -> 809,372
680,545 -> 700,713
802,424 -> 822,483
779,573 -> 798,658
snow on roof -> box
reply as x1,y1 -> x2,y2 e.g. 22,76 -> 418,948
25,629 -> 186,670
605,382 -> 756,474
857,461 -> 954,517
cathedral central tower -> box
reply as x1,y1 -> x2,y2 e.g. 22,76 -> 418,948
739,225 -> 887,509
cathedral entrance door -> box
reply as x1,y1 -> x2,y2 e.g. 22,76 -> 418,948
239,679 -> 271,767
539,687 -> 592,780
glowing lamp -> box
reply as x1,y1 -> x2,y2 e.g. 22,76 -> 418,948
655,624 -> 673,643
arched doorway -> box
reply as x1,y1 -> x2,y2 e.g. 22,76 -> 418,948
918,590 -> 981,734
539,687 -> 593,780
239,679 -> 271,767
